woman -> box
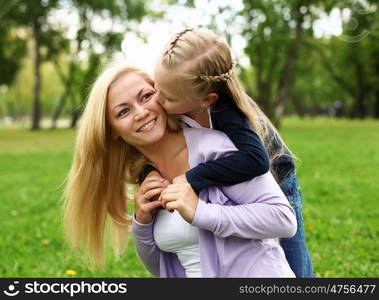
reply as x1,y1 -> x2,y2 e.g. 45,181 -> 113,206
63,63 -> 297,277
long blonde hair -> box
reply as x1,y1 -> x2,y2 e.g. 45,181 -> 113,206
157,28 -> 293,181
62,64 -> 154,269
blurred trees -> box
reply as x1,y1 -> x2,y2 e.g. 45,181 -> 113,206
238,0 -> 378,126
50,0 -> 147,128
313,0 -> 379,119
0,0 -> 378,129
3,0 -> 61,130
0,0 -> 152,130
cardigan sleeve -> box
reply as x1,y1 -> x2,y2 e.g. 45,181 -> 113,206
191,175 -> 297,240
131,214 -> 160,277
188,128 -> 297,240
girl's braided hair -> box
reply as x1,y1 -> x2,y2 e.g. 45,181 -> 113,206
198,62 -> 236,82
163,28 -> 235,82
164,28 -> 194,63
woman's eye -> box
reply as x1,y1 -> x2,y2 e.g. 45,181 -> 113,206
117,108 -> 130,118
142,92 -> 154,101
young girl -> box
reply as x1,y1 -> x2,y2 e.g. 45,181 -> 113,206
141,28 -> 314,277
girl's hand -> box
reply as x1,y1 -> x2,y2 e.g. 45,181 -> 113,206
172,174 -> 188,184
159,183 -> 199,224
135,171 -> 169,224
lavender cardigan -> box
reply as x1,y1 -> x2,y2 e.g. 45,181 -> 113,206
132,126 -> 297,277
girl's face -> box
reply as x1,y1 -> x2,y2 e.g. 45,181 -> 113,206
106,73 -> 167,147
153,65 -> 201,116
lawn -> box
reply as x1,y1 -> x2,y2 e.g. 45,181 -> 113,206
0,118 -> 378,277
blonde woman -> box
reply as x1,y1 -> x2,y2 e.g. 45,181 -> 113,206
63,64 -> 297,277
138,28 -> 314,277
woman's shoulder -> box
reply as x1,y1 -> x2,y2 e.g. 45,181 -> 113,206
183,127 -> 237,164
183,127 -> 235,147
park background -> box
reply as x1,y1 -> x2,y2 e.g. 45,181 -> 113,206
0,0 -> 378,277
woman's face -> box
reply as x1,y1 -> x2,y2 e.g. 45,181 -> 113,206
106,73 -> 167,147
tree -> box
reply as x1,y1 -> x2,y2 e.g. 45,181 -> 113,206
313,0 -> 378,118
4,0 -> 61,130
238,0 -> 322,127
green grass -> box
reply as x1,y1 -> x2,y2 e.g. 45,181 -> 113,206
0,118 -> 378,277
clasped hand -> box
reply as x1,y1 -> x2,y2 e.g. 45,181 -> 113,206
135,172 -> 198,224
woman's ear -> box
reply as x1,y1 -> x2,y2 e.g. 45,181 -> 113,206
201,93 -> 219,108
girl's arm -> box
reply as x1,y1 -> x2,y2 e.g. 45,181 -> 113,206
160,172 -> 297,240
186,97 -> 270,194
191,172 -> 297,239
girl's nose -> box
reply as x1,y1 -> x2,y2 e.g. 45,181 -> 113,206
153,93 -> 164,105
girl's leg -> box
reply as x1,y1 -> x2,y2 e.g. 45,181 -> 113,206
279,170 -> 315,278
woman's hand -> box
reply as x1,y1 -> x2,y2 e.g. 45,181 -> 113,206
135,171 -> 169,224
158,182 -> 199,224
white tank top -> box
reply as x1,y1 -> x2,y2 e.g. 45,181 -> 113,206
154,209 -> 201,277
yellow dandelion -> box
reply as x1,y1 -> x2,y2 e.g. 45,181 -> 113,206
65,269 -> 77,276
306,224 -> 315,231
323,270 -> 335,278
41,239 -> 50,245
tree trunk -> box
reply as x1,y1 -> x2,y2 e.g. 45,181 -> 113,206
375,57 -> 379,118
51,94 -> 68,129
375,93 -> 379,119
51,60 -> 75,129
292,96 -> 306,117
70,107 -> 81,128
352,55 -> 367,118
274,9 -> 304,128
31,20 -> 41,130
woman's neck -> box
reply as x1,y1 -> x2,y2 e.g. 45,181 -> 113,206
186,108 -> 210,128
136,129 -> 189,181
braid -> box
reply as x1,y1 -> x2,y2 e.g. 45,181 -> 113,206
199,62 -> 236,82
163,28 -> 194,63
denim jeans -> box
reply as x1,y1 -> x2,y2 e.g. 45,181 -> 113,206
279,170 -> 315,278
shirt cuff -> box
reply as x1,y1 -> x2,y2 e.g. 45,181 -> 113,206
132,212 -> 155,241
185,169 -> 204,195
191,198 -> 220,233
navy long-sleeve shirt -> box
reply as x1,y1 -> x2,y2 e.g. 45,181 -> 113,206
184,97 -> 270,193
139,97 -> 272,194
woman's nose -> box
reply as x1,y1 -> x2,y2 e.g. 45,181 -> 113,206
134,105 -> 149,120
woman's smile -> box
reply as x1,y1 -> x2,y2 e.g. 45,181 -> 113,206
137,117 -> 158,133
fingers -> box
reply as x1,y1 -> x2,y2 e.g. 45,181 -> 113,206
140,180 -> 168,194
144,187 -> 166,201
165,201 -> 178,213
159,191 -> 179,209
135,200 -> 163,224
141,199 -> 163,212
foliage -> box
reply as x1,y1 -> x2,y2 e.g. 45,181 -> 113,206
0,0 -> 378,128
